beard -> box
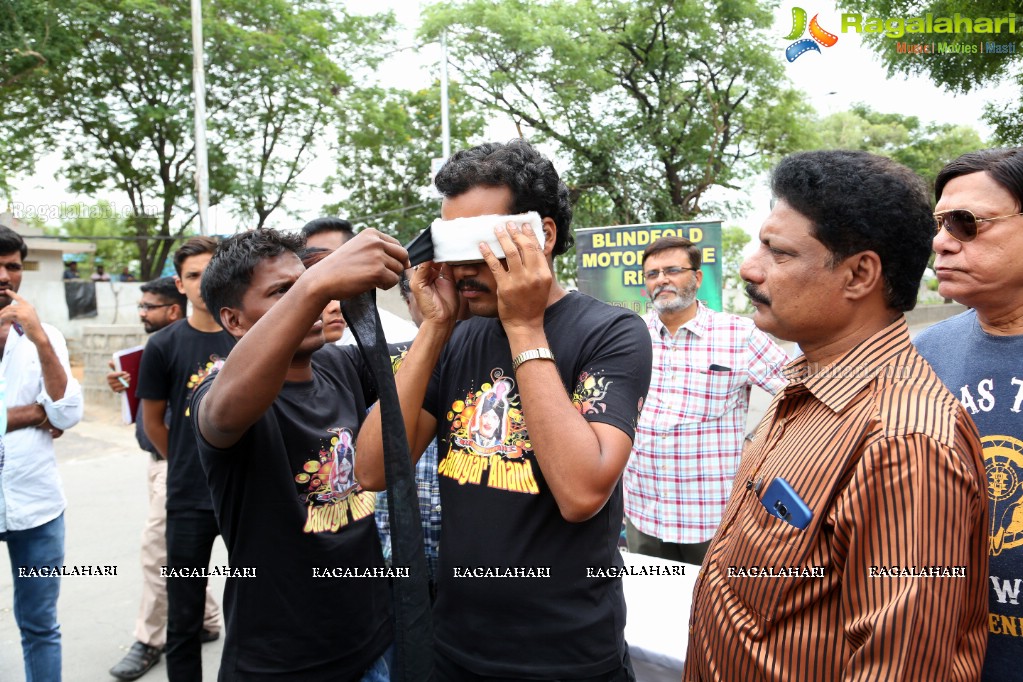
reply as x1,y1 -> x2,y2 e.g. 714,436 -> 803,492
651,277 -> 699,314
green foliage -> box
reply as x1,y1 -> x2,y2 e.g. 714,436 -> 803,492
835,0 -> 1022,143
326,82 -> 485,244
0,0 -> 78,196
837,0 -> 1022,92
721,225 -> 750,290
0,0 -> 394,277
45,202 -> 139,273
420,0 -> 814,227
1,0 -> 212,278
808,103 -> 986,190
721,225 -> 752,314
985,98 -> 1023,146
210,1 -> 394,229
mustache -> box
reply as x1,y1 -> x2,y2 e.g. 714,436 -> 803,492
744,283 -> 771,306
653,284 -> 678,298
457,278 -> 492,294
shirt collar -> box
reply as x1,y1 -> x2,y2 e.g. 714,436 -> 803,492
647,300 -> 710,340
780,316 -> 911,413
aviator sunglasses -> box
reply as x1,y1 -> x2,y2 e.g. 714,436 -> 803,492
934,208 -> 1023,242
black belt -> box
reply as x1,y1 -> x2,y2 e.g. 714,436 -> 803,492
343,292 -> 433,681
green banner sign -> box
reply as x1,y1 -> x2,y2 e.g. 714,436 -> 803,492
575,221 -> 723,313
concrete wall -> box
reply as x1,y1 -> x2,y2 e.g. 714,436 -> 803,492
20,280 -> 144,360
81,324 -> 148,416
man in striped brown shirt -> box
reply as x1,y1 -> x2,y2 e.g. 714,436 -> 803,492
683,150 -> 989,681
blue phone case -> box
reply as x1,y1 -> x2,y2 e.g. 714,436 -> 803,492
760,477 -> 812,529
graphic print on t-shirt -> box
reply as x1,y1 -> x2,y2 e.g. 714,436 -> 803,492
988,435 -> 1023,557
437,367 -> 616,495
296,427 -> 376,534
184,355 -> 226,417
439,369 -> 540,495
570,370 -> 614,417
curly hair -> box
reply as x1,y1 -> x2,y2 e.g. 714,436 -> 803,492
201,228 -> 305,328
771,150 -> 933,312
434,139 -> 574,256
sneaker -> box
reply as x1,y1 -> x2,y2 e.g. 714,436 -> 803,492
109,641 -> 161,681
201,629 -> 220,644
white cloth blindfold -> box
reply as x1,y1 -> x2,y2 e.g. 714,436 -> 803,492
429,212 -> 544,263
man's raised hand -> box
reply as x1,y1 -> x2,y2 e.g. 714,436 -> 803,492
304,229 -> 407,301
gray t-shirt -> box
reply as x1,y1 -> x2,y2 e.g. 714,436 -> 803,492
915,309 -> 1023,681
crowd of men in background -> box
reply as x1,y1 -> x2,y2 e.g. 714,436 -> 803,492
2,141 -> 1021,681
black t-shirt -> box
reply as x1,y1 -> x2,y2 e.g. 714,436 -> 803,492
425,292 -> 651,678
191,343 -> 392,681
135,319 -> 235,511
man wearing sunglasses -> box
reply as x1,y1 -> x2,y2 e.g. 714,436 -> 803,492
915,147 -> 1023,681
684,150 -> 988,681
624,236 -> 787,565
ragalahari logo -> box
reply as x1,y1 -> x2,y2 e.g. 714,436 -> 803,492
784,7 -> 839,61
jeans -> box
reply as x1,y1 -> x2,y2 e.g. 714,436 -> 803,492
360,644 -> 394,682
1,512 -> 65,682
165,508 -> 219,682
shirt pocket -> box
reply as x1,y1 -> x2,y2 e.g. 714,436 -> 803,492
720,496 -> 817,622
676,366 -> 741,425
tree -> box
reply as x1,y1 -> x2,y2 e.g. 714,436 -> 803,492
1,0 -> 219,278
0,0 -> 394,277
721,225 -> 750,290
721,225 -> 751,314
420,0 -> 814,228
208,0 -> 394,229
326,82 -> 485,244
836,0 -> 1023,142
0,0 -> 78,196
838,0 -> 1021,91
808,104 -> 986,189
46,202 -> 140,274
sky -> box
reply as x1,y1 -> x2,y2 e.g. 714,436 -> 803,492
7,0 -> 1015,245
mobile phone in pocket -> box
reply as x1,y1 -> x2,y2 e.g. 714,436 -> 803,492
760,477 -> 812,529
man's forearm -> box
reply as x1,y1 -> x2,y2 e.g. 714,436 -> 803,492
34,336 -> 69,401
145,422 -> 169,459
6,403 -> 48,432
507,328 -> 629,523
142,402 -> 170,459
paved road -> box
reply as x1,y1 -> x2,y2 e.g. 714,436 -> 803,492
0,406 -> 228,682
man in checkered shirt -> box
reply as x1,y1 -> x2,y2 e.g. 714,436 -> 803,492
624,236 -> 788,565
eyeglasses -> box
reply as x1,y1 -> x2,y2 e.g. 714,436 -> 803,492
643,266 -> 698,281
933,208 -> 1023,242
137,303 -> 174,312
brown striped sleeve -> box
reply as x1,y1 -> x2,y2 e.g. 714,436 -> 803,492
682,319 -> 988,682
830,431 -> 988,681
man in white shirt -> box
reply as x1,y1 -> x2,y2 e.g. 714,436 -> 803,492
0,226 -> 83,681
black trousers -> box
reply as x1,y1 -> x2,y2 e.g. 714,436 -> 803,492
435,646 -> 636,682
165,508 -> 220,682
